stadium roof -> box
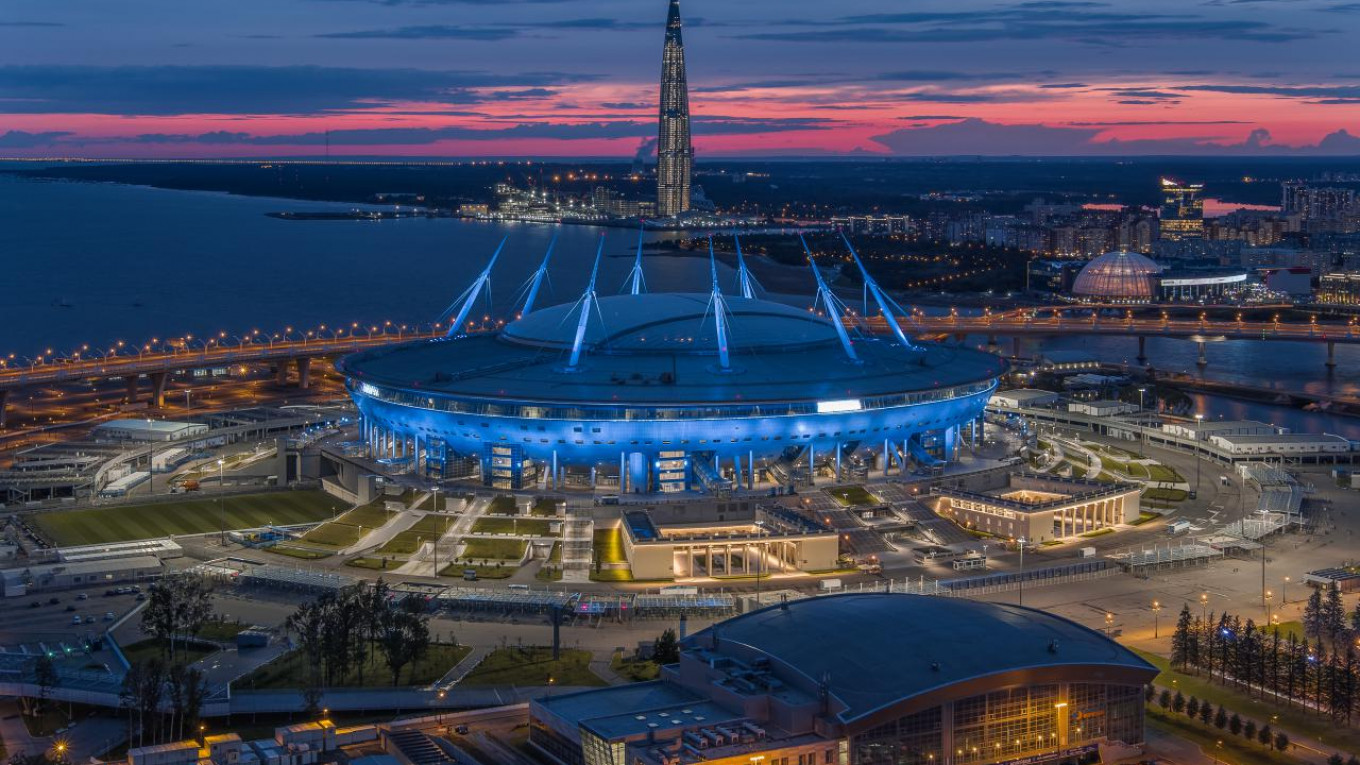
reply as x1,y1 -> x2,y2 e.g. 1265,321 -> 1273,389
684,593 -> 1156,723
341,294 -> 1005,407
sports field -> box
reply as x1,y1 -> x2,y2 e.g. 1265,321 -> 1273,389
31,491 -> 340,547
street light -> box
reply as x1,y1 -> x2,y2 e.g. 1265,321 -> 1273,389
218,458 -> 227,545
1194,413 -> 1204,494
1152,600 -> 1162,638
1265,589 -> 1273,624
1137,387 -> 1148,451
1017,537 -> 1028,606
1200,592 -> 1209,624
1104,612 -> 1114,637
1283,576 -> 1290,605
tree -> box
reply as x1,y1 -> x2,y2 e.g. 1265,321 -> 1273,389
1213,707 -> 1228,730
1198,701 -> 1213,726
1243,719 -> 1256,741
141,573 -> 214,664
32,655 -> 57,710
120,660 -> 166,748
1171,605 -> 1194,669
1322,585 -> 1346,645
1305,588 -> 1325,642
10,753 -> 69,765
1158,689 -> 1172,710
1257,724 -> 1272,747
1185,696 -> 1200,720
1350,601 -> 1360,636
1273,732 -> 1288,752
1172,690 -> 1186,714
1229,713 -> 1242,736
1144,684 -> 1155,703
1327,754 -> 1343,765
653,629 -> 680,665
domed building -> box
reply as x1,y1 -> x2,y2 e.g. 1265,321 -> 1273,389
530,593 -> 1157,765
1071,251 -> 1161,302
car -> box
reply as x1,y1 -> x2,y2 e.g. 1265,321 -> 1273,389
48,597 -> 60,605
28,601 -> 40,609
77,593 -> 88,600
104,590 -> 116,597
135,593 -> 147,601
84,615 -> 95,624
454,725 -> 469,735
104,612 -> 115,621
71,615 -> 82,625
65,605 -> 76,612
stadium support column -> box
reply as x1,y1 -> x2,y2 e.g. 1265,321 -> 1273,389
834,442 -> 842,482
748,449 -> 755,489
734,453 -> 743,493
150,372 -> 168,408
883,438 -> 891,476
620,451 -> 627,493
551,450 -> 558,490
945,426 -> 957,463
296,357 -> 311,389
807,442 -> 816,486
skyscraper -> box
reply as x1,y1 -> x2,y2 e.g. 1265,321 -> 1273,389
1158,177 -> 1205,240
657,0 -> 692,218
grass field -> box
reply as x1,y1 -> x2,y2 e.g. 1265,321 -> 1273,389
378,514 -> 458,555
471,517 -> 554,536
594,527 -> 626,564
265,544 -> 332,560
611,651 -> 661,683
298,502 -> 397,547
439,563 -> 516,579
590,568 -> 634,582
531,497 -> 562,517
31,491 -> 340,546
536,542 -> 563,581
1133,648 -> 1360,755
486,495 -> 519,515
238,643 -> 470,689
459,647 -> 606,688
120,638 -> 219,667
461,538 -> 527,561
1145,487 -> 1189,503
1147,463 -> 1185,483
1130,511 -> 1160,526
828,485 -> 878,506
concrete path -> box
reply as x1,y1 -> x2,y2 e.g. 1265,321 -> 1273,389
341,506 -> 422,556
439,646 -> 493,687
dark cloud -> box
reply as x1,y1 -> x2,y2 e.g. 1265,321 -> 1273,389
0,130 -> 73,148
733,7 -> 1320,45
0,65 -> 597,115
316,26 -> 519,40
1176,82 -> 1360,99
871,118 -> 1360,155
1039,82 -> 1087,89
601,102 -> 649,109
99,114 -> 830,148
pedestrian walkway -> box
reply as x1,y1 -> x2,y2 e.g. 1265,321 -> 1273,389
440,645 -> 492,687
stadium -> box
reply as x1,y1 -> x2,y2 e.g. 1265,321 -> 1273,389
338,237 -> 1006,493
530,593 -> 1158,765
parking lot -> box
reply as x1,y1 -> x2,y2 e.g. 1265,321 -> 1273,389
0,584 -> 146,644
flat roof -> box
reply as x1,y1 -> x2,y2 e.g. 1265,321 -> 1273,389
1212,433 -> 1349,445
684,593 -> 1156,723
535,680 -> 713,738
342,294 -> 1004,407
993,388 -> 1059,401
95,419 -> 205,432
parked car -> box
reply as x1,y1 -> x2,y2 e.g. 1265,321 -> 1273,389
70,615 -> 82,625
104,612 -> 115,621
77,593 -> 88,601
28,601 -> 40,609
84,615 -> 95,624
48,597 -> 60,605
135,593 -> 147,601
65,605 -> 76,612
454,725 -> 469,735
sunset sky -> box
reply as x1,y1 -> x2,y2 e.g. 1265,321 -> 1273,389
4,0 -> 1360,157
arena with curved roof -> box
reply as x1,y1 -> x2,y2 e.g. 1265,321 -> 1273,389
340,236 -> 1005,493
530,593 -> 1157,765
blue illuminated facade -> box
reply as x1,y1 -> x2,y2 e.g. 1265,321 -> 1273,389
340,291 -> 1005,494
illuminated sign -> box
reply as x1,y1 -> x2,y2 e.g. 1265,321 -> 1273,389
816,399 -> 862,413
359,382 -> 381,397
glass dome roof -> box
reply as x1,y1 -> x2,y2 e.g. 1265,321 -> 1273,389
1072,251 -> 1161,300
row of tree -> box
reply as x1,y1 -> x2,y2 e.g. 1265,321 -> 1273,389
1170,604 -> 1360,722
1301,585 -> 1360,648
140,572 -> 215,663
1147,686 -> 1290,752
118,659 -> 208,749
284,580 -> 432,690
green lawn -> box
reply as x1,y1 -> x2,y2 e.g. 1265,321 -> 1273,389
828,485 -> 878,506
120,638 -> 218,667
266,543 -> 332,560
299,502 -> 398,547
439,563 -> 517,579
594,527 -> 626,564
611,651 -> 661,682
30,491 -> 341,546
471,517 -> 554,536
1079,527 -> 1115,538
531,497 -> 562,517
458,647 -> 606,688
196,621 -> 248,642
1147,710 -> 1297,765
461,538 -> 527,561
237,643 -> 470,689
486,495 -> 519,515
1130,511 -> 1160,526
1133,648 -> 1360,755
378,514 -> 458,554
1145,487 -> 1189,502
1147,464 -> 1185,483
589,568 -> 634,582
346,556 -> 397,571
536,542 -> 563,581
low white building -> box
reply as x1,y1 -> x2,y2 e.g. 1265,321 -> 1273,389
92,419 -> 209,442
990,389 -> 1061,409
1162,419 -> 1286,441
1208,433 -> 1352,456
1067,400 -> 1138,417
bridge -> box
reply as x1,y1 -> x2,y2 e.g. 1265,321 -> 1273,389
867,309 -> 1360,368
1,310 -> 1354,427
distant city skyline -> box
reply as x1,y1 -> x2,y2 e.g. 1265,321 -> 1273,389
3,0 -> 1360,157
